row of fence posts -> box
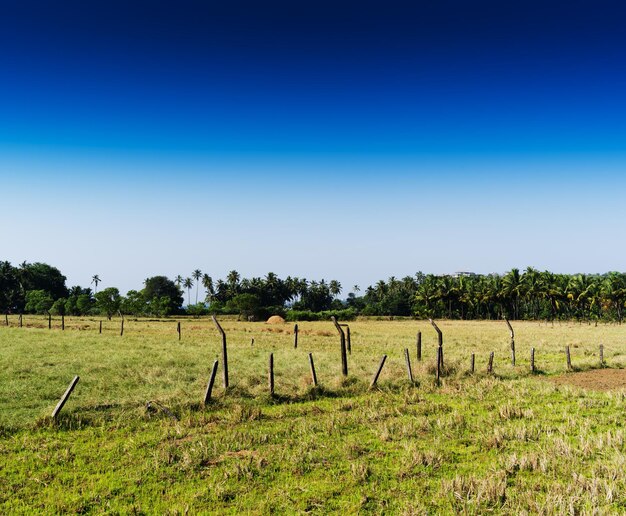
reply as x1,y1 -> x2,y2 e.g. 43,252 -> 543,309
12,315 -> 610,419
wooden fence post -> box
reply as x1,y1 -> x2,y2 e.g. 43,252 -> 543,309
505,318 -> 515,366
177,321 -> 181,341
212,316 -> 229,388
488,352 -> 494,373
530,347 -> 535,373
599,344 -> 604,367
52,376 -> 80,419
416,331 -> 422,361
370,355 -> 387,388
470,353 -> 475,373
429,319 -> 444,370
4,313 -> 7,326
120,319 -> 124,336
436,347 -> 441,384
204,360 -> 219,405
566,345 -> 572,371
331,316 -> 348,376
61,315 -> 65,331
19,314 -> 23,328
48,313 -> 52,329
293,323 -> 298,349
404,348 -> 414,383
308,353 -> 318,386
99,321 -> 102,334
269,353 -> 274,396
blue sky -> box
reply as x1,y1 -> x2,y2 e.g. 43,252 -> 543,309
1,1 -> 626,294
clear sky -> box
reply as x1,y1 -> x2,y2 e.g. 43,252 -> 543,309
2,0 -> 626,294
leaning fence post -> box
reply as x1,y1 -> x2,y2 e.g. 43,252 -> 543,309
370,355 -> 387,388
404,348 -> 414,383
416,331 -> 422,361
52,376 -> 80,419
293,323 -> 298,349
120,319 -> 124,336
505,318 -> 515,366
308,353 -> 318,386
530,347 -> 536,373
204,360 -> 219,404
212,316 -> 229,388
488,352 -> 494,373
331,316 -> 348,376
429,319 -> 444,370
269,353 -> 275,396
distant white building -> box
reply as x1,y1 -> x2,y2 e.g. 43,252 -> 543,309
451,271 -> 477,278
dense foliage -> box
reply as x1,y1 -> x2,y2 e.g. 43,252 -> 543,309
2,261 -> 626,321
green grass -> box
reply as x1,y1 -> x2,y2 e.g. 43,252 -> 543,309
1,317 -> 626,513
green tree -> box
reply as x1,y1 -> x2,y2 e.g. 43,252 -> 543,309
24,289 -> 54,314
95,288 -> 122,319
143,276 -> 184,314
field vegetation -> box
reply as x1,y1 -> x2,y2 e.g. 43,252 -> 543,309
2,316 -> 625,513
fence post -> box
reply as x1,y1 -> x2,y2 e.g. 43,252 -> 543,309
331,316 -> 348,376
470,353 -> 475,373
308,353 -> 318,386
370,355 -> 387,388
177,321 -> 181,341
488,352 -> 494,373
599,344 -> 604,367
48,313 -> 51,329
566,345 -> 572,371
404,348 -> 414,383
204,360 -> 219,404
52,376 -> 80,419
417,331 -> 422,361
505,318 -> 515,366
429,319 -> 443,370
294,324 -> 298,349
530,347 -> 535,373
269,353 -> 275,396
61,315 -> 64,331
212,316 -> 229,388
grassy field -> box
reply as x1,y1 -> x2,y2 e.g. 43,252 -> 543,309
1,316 -> 626,513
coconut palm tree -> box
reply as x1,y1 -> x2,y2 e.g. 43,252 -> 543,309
91,274 -> 101,294
183,277 -> 193,307
202,273 -> 214,303
192,269 -> 202,304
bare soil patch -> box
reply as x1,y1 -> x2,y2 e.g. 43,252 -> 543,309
551,368 -> 626,392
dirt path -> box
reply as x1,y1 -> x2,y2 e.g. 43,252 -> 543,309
550,368 -> 626,391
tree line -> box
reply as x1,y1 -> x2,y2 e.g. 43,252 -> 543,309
1,261 -> 625,322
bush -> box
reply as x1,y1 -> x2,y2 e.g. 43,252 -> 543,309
285,308 -> 357,322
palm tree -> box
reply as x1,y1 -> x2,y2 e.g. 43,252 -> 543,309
329,280 -> 342,298
192,269 -> 202,304
202,273 -> 214,303
175,275 -> 183,290
91,274 -> 101,294
183,277 -> 193,307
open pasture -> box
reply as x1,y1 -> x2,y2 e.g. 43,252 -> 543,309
1,317 -> 626,513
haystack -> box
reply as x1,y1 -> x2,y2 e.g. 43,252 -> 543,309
266,315 -> 285,324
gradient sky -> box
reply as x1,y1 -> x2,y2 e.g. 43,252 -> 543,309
2,1 -> 626,295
